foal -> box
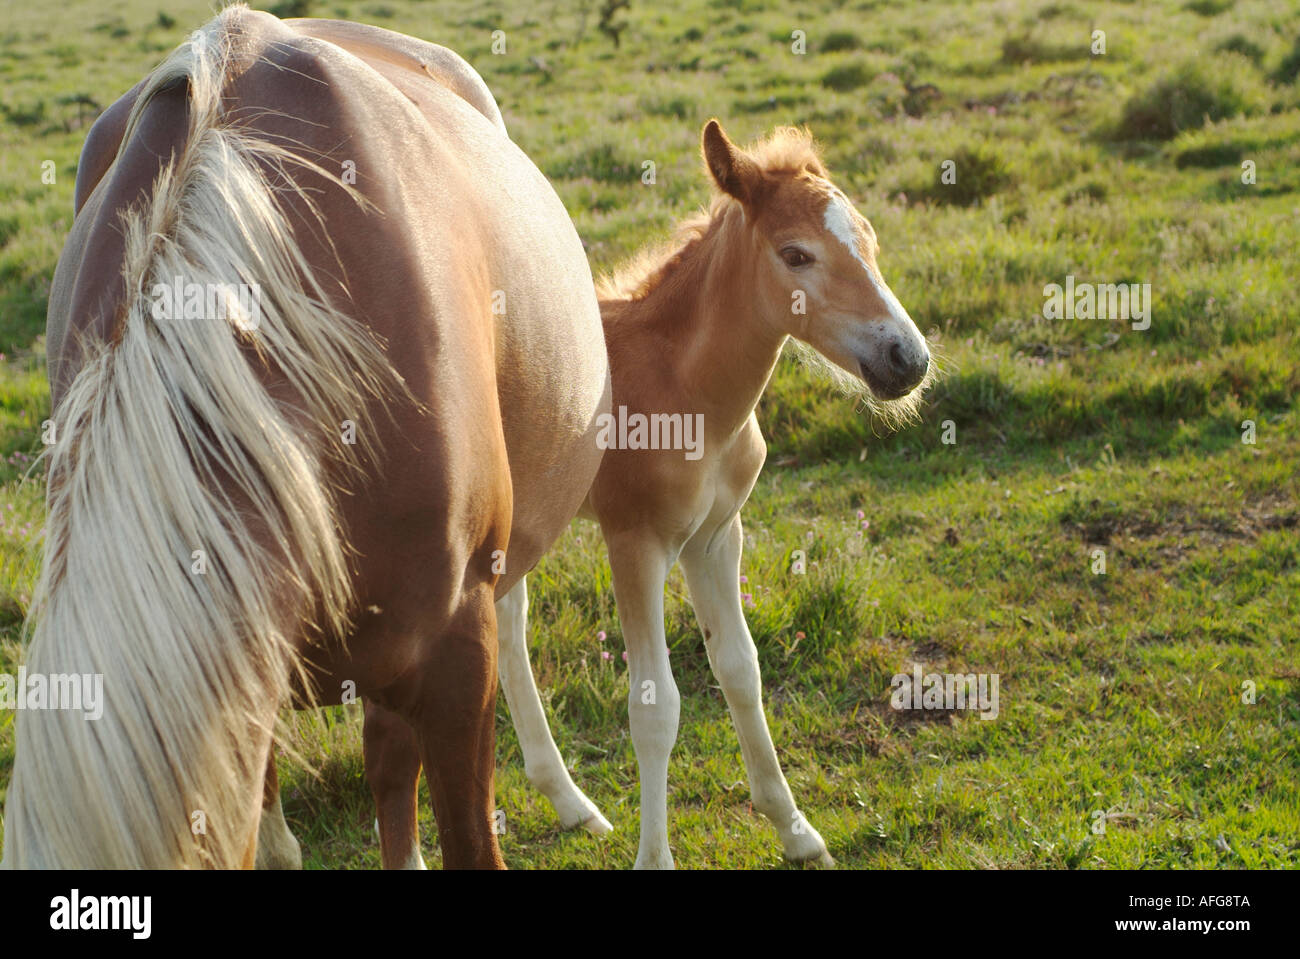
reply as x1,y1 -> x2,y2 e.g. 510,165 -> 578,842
368,119 -> 933,868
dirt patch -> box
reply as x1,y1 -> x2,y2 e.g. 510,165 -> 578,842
1066,494 -> 1297,547
806,721 -> 908,759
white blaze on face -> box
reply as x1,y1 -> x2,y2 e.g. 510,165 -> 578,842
822,189 -> 914,328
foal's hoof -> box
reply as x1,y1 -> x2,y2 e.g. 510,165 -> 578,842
784,846 -> 835,868
781,819 -> 832,867
802,849 -> 836,869
554,793 -> 613,836
576,810 -> 614,836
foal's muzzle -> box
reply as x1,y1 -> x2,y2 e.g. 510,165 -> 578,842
859,336 -> 930,399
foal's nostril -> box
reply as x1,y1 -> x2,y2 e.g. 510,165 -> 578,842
882,338 -> 928,391
888,341 -> 906,373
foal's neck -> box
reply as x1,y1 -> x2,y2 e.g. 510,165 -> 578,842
625,202 -> 787,441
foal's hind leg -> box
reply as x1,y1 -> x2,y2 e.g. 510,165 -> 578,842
680,514 -> 833,866
363,701 -> 427,869
497,576 -> 612,834
255,747 -> 303,869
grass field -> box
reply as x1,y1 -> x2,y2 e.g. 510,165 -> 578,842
0,0 -> 1297,868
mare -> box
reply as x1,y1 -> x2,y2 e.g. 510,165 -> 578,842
1,6 -> 609,869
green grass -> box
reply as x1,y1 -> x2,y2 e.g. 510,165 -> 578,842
0,0 -> 1297,869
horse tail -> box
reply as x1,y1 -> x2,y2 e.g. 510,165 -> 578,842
2,8 -> 394,867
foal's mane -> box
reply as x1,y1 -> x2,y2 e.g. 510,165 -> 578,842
597,126 -> 825,304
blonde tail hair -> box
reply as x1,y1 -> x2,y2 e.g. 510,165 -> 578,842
2,8 -> 395,867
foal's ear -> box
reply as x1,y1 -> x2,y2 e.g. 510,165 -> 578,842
702,119 -> 760,205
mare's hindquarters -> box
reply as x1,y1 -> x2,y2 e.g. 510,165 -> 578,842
4,12 -> 398,867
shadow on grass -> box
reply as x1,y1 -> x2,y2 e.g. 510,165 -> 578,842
760,350 -> 1297,492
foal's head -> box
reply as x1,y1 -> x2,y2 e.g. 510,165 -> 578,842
702,119 -> 932,414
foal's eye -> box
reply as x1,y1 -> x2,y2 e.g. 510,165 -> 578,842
781,246 -> 813,269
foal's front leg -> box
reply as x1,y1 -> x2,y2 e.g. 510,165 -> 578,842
680,514 -> 833,866
605,531 -> 680,869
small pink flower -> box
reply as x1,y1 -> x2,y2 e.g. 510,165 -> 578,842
805,531 -> 814,543
795,631 -> 805,640
739,575 -> 748,584
597,630 -> 607,642
621,651 -> 628,663
601,651 -> 612,662
856,510 -> 865,520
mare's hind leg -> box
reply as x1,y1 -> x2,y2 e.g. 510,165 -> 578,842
497,576 -> 612,834
679,514 -> 833,867
255,746 -> 303,870
363,701 -> 427,869
412,587 -> 506,869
